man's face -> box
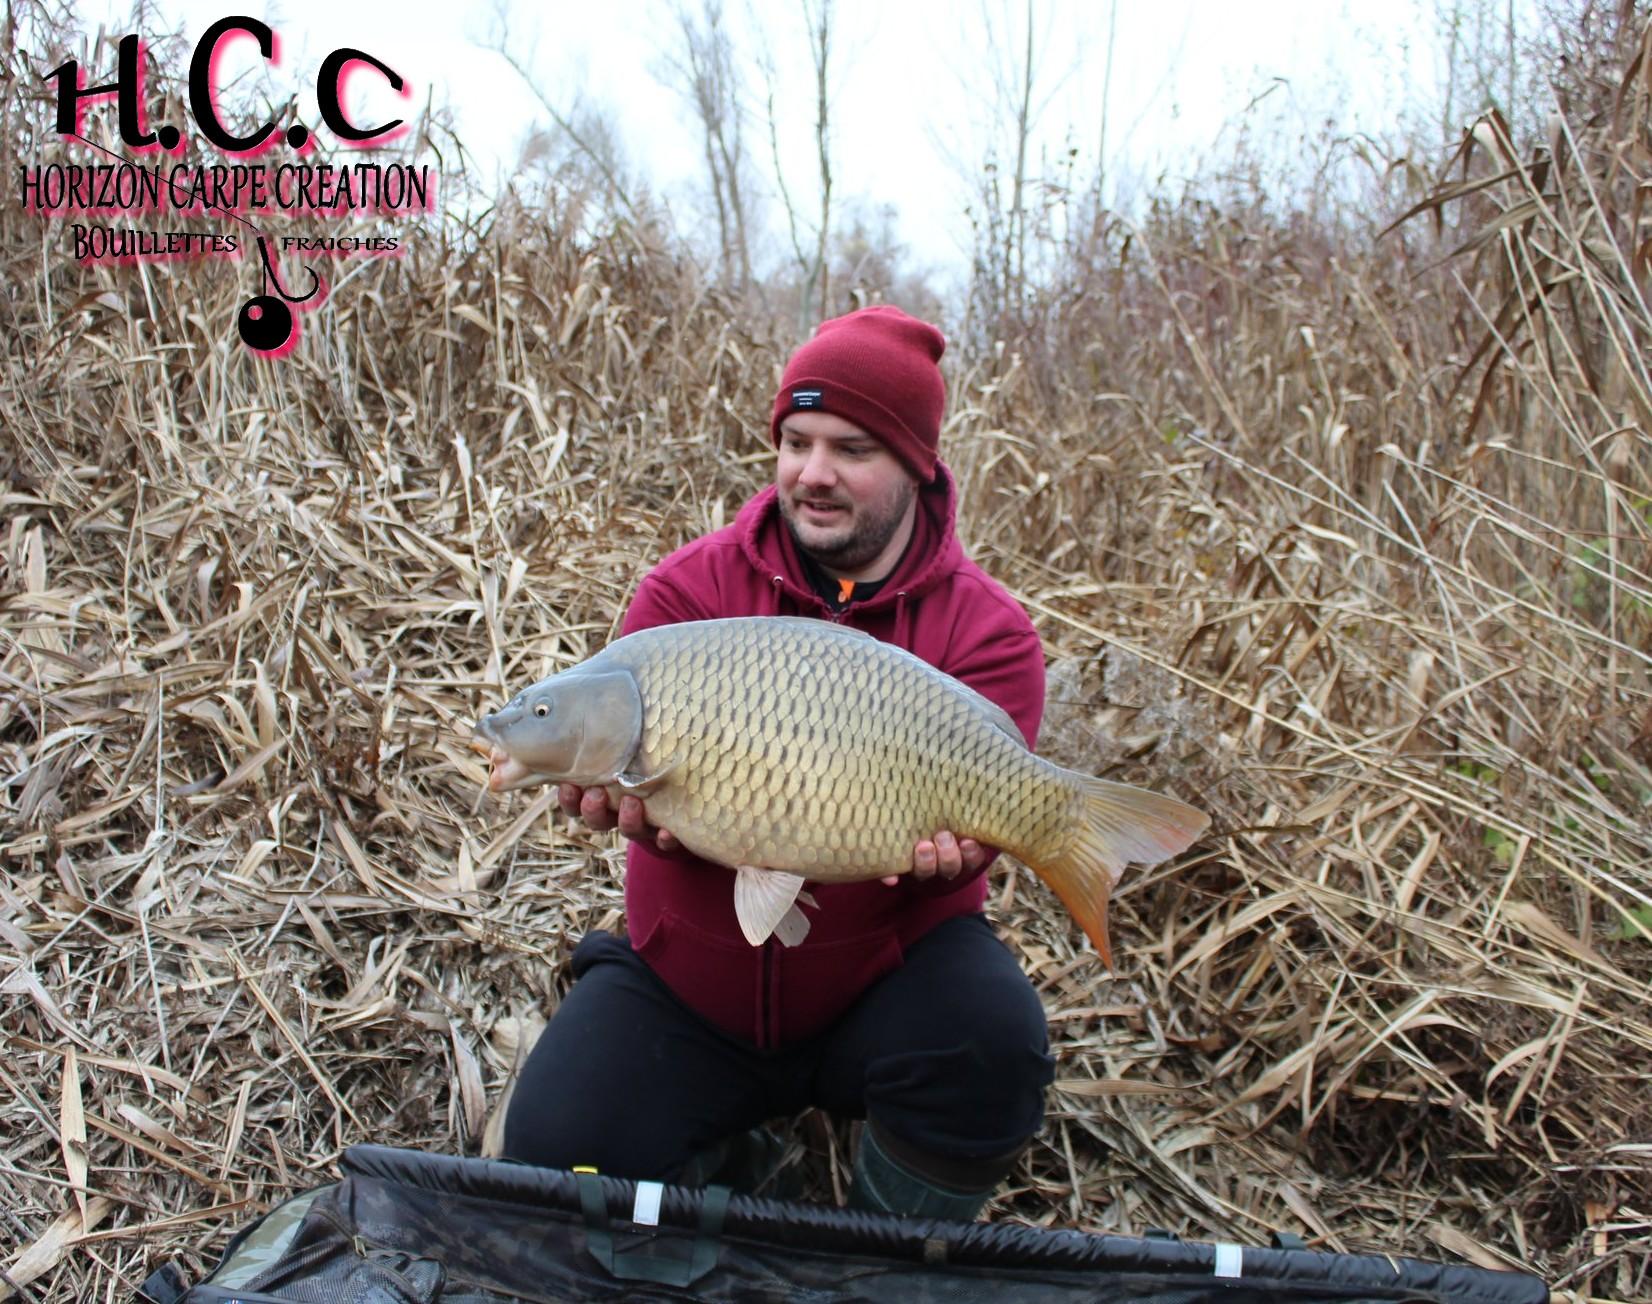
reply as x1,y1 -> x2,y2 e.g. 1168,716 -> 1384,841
776,410 -> 918,575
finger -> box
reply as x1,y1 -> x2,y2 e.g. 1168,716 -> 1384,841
616,795 -> 649,839
657,826 -> 680,852
912,839 -> 938,880
934,830 -> 961,878
959,838 -> 988,872
557,783 -> 582,819
880,875 -> 901,886
581,787 -> 617,830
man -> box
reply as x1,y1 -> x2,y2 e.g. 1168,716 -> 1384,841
502,305 -> 1053,1220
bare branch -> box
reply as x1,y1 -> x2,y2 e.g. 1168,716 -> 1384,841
808,0 -> 833,319
667,0 -> 755,291
482,6 -> 641,222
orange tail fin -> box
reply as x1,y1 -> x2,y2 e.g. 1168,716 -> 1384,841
1031,777 -> 1208,970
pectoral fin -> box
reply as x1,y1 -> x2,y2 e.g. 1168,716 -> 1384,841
734,867 -> 812,947
614,760 -> 678,797
771,903 -> 812,948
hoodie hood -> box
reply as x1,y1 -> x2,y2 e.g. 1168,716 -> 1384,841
735,460 -> 965,614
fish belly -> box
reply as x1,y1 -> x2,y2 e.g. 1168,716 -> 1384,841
606,619 -> 1078,880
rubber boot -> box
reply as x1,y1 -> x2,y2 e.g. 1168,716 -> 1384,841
846,1123 -> 999,1221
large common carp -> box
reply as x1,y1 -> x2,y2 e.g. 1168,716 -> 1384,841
471,617 -> 1208,968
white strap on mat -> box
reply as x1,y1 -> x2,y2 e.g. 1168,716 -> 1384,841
631,1180 -> 663,1227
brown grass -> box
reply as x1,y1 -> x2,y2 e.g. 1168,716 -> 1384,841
3,5 -> 1650,1303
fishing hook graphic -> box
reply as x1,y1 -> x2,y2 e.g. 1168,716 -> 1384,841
66,131 -> 323,353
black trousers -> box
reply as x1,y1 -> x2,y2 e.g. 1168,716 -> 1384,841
502,913 -> 1055,1180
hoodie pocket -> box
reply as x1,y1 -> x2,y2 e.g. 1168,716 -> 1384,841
635,908 -> 765,1042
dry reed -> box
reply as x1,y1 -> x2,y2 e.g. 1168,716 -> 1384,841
2,5 -> 1649,1302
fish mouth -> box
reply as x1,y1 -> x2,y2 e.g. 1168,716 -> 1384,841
484,746 -> 537,792
468,729 -> 536,792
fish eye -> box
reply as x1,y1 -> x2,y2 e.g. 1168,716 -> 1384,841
534,703 -> 550,717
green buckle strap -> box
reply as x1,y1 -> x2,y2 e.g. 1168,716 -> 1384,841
575,1171 -> 730,1289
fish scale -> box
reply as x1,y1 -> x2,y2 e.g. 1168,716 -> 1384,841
608,621 -> 990,874
472,616 -> 1209,965
644,628 -> 1010,868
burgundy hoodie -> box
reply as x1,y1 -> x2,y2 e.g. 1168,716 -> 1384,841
618,463 -> 1046,1048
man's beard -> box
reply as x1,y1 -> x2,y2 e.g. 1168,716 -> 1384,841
780,478 -> 916,575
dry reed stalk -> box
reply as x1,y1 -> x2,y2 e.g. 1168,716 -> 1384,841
2,5 -> 1649,1302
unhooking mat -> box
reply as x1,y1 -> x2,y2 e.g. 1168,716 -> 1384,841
133,1144 -> 1550,1304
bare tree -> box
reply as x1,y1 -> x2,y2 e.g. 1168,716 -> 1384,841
966,0 -> 1063,330
1095,0 -> 1117,208
1435,0 -> 1532,144
485,5 -> 643,225
667,0 -> 755,291
828,200 -> 943,322
759,0 -> 835,328
806,0 -> 833,316
1007,0 -> 1035,299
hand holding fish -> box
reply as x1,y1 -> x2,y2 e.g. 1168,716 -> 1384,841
557,783 -> 681,853
886,831 -> 989,885
560,776 -> 979,882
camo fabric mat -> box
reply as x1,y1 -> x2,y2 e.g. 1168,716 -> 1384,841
140,1146 -> 1549,1304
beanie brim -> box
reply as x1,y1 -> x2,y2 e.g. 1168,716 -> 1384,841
769,305 -> 947,485
771,379 -> 937,483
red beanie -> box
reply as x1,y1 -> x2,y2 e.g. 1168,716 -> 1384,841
769,305 -> 947,483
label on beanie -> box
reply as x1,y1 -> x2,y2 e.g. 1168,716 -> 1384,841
791,389 -> 823,408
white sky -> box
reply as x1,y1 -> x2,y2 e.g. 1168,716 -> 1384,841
68,0 -> 1483,281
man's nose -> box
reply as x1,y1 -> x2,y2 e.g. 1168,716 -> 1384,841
797,445 -> 836,486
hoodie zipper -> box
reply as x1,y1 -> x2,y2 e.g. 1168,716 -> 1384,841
753,585 -> 913,1047
759,937 -> 776,1050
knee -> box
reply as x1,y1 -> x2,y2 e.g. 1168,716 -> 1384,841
864,1025 -> 1054,1157
963,975 -> 1051,1066
501,1086 -> 686,1179
863,945 -> 1054,1156
497,937 -> 694,1178
934,962 -> 1053,1107
499,1062 -> 607,1172
952,998 -> 1053,1122
499,1098 -> 570,1170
